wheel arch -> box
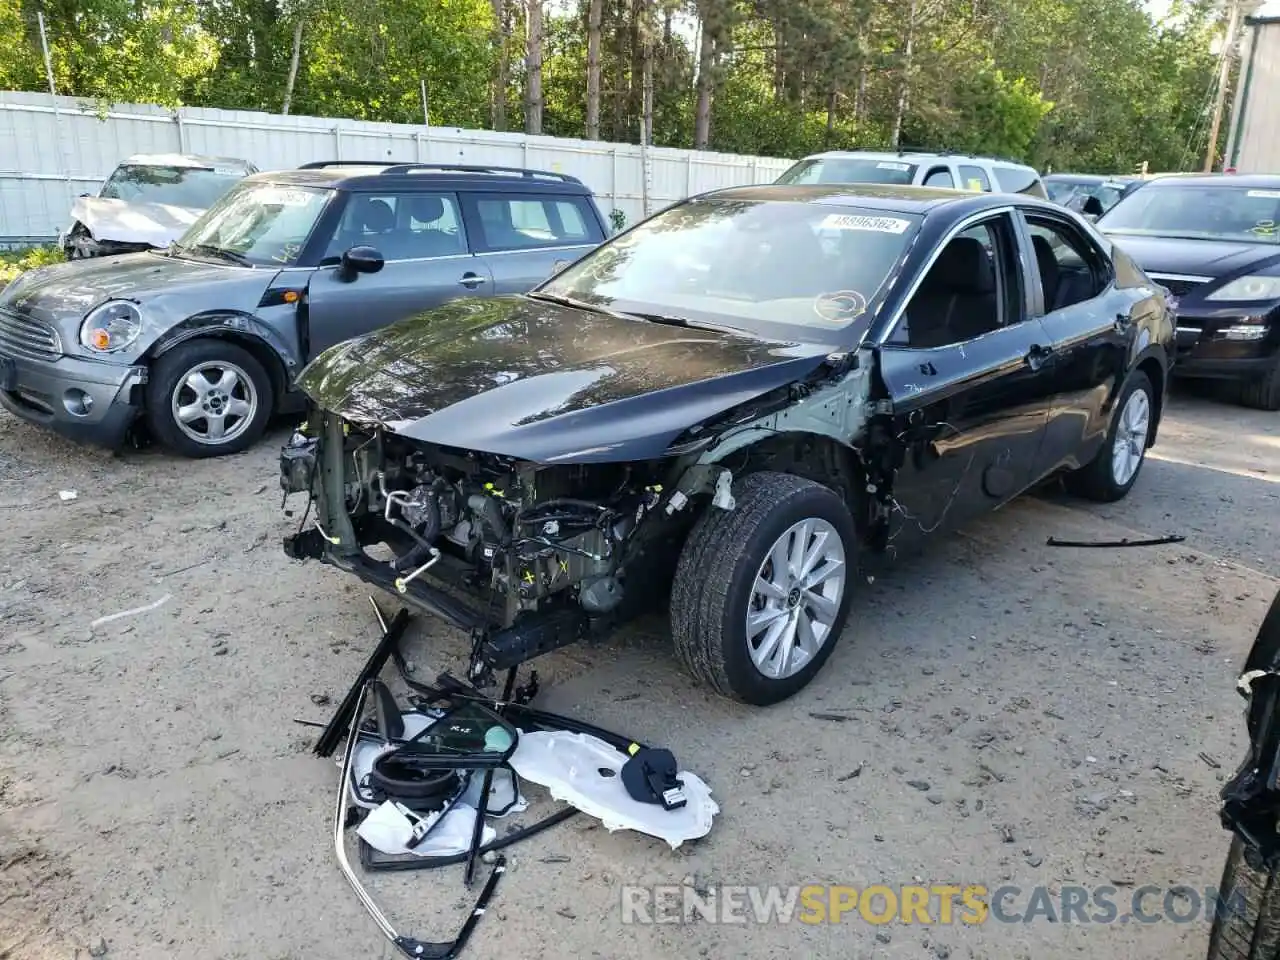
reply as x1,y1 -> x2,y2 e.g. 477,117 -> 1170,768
146,313 -> 296,405
1132,349 -> 1166,447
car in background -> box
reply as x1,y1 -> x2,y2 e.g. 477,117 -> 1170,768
1096,173 -> 1280,410
280,183 -> 1172,706
59,154 -> 257,259
1044,173 -> 1145,218
0,161 -> 609,457
774,150 -> 1047,198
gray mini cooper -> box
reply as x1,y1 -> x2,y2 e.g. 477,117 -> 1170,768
0,161 -> 608,457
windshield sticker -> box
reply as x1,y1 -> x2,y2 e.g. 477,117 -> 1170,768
1247,190 -> 1280,199
819,213 -> 911,234
211,166 -> 243,176
876,161 -> 911,172
813,290 -> 868,323
1251,220 -> 1277,237
258,188 -> 314,207
966,178 -> 985,191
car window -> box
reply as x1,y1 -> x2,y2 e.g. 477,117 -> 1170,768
1098,184 -> 1280,243
538,198 -> 921,345
994,165 -> 1046,197
889,215 -> 1021,348
775,157 -> 918,186
100,164 -> 245,209
923,167 -> 955,188
324,192 -> 466,262
176,181 -> 333,266
959,165 -> 992,192
1025,216 -> 1107,311
471,195 -> 604,251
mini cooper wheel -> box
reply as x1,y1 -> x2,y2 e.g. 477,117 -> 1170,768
670,471 -> 857,706
145,340 -> 273,458
1065,370 -> 1154,503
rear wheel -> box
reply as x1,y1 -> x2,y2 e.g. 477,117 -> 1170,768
669,472 -> 857,706
1064,370 -> 1154,503
1239,362 -> 1280,412
1207,836 -> 1280,960
145,340 -> 273,458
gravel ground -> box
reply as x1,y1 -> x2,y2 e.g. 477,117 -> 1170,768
0,387 -> 1276,960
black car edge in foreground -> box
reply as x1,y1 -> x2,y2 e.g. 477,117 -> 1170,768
1207,584 -> 1280,960
1098,174 -> 1280,410
279,183 -> 1174,706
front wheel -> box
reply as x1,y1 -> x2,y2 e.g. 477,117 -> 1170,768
1239,361 -> 1280,412
1064,370 -> 1154,503
1206,836 -> 1280,960
145,340 -> 274,458
669,472 -> 858,706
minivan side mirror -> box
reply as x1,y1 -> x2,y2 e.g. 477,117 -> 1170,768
336,245 -> 385,283
1081,195 -> 1105,218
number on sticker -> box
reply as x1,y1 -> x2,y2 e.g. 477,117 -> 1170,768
819,214 -> 911,234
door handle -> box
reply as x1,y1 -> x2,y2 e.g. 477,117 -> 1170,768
458,273 -> 487,288
1025,344 -> 1054,370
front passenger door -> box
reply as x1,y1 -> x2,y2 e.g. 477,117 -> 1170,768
876,212 -> 1059,544
304,191 -> 494,358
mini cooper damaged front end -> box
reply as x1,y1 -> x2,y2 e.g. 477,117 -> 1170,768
278,190 -> 920,706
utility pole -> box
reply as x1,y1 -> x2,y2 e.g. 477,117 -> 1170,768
1205,0 -> 1244,172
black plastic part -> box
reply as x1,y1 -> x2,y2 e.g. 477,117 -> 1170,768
480,608 -> 588,671
373,680 -> 406,741
313,608 -> 412,757
368,756 -> 461,807
390,857 -> 506,960
358,807 -> 578,872
1045,534 -> 1186,548
621,747 -> 687,810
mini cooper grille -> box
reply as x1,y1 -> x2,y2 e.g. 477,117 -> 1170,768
0,310 -> 61,362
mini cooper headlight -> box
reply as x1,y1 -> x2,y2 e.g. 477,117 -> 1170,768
79,300 -> 143,353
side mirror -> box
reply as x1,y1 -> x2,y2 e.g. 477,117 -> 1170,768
336,245 -> 384,283
1081,196 -> 1105,218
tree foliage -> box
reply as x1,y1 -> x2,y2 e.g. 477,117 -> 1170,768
0,0 -> 1233,172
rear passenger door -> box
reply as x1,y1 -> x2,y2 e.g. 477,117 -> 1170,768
461,192 -> 606,293
304,190 -> 494,357
1014,207 -> 1135,478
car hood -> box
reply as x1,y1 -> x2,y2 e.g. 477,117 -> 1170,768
1102,233 -> 1280,280
0,252 -> 281,357
295,296 -> 836,464
71,197 -> 206,248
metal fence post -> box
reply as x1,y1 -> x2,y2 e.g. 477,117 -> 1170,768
333,126 -> 341,160
174,109 -> 187,153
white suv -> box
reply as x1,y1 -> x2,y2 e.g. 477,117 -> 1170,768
775,150 -> 1047,197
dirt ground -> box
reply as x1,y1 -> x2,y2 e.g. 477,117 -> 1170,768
0,387 -> 1276,960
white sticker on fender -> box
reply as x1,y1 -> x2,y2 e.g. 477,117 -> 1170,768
1247,189 -> 1280,199
820,213 -> 911,234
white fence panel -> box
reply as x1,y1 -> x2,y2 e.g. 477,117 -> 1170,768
0,90 -> 796,244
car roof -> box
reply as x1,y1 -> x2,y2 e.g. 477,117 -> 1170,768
249,161 -> 594,195
698,183 -> 1059,216
796,150 -> 1038,171
121,153 -> 254,170
1141,172 -> 1280,189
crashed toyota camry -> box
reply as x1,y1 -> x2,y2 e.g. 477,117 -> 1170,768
280,184 -> 1175,705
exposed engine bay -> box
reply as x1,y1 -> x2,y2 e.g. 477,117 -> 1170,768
281,412 -> 701,681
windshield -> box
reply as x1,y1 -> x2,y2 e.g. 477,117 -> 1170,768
99,165 -> 246,209
536,198 -> 921,343
174,181 -> 334,266
1100,184 -> 1280,243
776,157 -> 918,186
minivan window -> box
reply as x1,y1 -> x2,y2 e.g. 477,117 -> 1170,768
994,164 -> 1046,197
471,195 -> 604,251
776,157 -> 918,186
959,165 -> 992,192
923,167 -> 955,188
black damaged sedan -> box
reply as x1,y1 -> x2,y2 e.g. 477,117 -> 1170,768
279,184 -> 1174,705
1097,173 -> 1280,410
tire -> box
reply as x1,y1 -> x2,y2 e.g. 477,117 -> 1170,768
1206,836 -> 1280,960
1064,370 -> 1154,503
145,339 -> 274,458
1239,362 -> 1280,412
669,471 -> 858,706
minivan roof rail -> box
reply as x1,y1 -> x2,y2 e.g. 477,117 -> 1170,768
378,162 -> 583,184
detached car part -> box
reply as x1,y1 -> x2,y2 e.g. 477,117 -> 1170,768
1207,585 -> 1280,960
